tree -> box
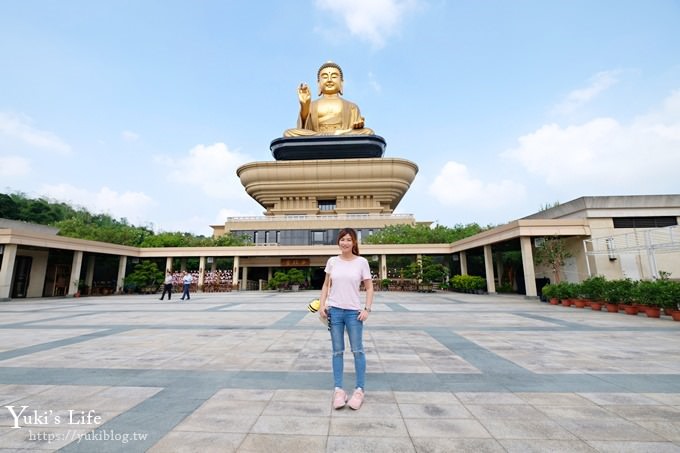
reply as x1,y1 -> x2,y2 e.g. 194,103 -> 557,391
124,261 -> 164,293
364,223 -> 489,245
286,268 -> 306,286
403,256 -> 448,287
0,194 -> 19,219
533,236 -> 572,283
0,190 -> 251,247
268,271 -> 290,290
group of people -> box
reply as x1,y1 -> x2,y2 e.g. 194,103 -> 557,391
159,270 -> 195,301
158,269 -> 235,300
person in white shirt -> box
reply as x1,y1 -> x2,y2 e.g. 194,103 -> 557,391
319,227 -> 374,410
180,271 -> 193,300
159,270 -> 173,300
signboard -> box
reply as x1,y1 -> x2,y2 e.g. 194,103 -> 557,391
281,258 -> 310,267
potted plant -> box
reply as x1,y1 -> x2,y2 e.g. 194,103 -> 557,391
637,279 -> 663,318
554,282 -> 575,306
542,284 -> 559,305
580,275 -> 607,311
268,271 -> 290,291
657,279 -> 680,318
572,282 -> 588,308
381,278 -> 391,291
286,268 -> 306,291
604,278 -> 634,313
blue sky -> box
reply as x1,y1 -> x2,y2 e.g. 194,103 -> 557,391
1,0 -> 679,235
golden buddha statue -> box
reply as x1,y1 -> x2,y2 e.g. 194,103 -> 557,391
283,61 -> 374,137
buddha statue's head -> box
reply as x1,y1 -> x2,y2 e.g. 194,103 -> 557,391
317,61 -> 343,96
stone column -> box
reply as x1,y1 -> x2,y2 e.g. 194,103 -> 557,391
459,251 -> 468,275
0,244 -> 18,300
117,256 -> 127,294
380,254 -> 387,280
198,256 -> 206,290
483,245 -> 496,294
520,236 -> 538,297
165,257 -> 173,272
232,256 -> 240,289
68,251 -> 84,296
85,255 -> 95,294
495,252 -> 503,288
241,266 -> 248,291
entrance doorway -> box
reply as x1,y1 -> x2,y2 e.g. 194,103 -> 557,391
11,256 -> 32,298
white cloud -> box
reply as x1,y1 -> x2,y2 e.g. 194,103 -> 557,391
428,161 -> 527,208
40,184 -> 155,223
121,130 -> 140,142
315,0 -> 422,49
0,156 -> 31,177
552,70 -> 620,115
156,142 -> 252,200
504,89 -> 680,192
0,112 -> 71,154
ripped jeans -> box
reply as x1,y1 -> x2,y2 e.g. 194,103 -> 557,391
329,306 -> 366,389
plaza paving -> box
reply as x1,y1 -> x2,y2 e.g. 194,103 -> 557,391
0,290 -> 679,452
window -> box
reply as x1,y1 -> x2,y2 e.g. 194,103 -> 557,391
613,217 -> 677,229
312,231 -> 325,245
318,200 -> 336,211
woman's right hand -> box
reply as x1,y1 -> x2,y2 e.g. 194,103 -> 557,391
319,304 -> 328,319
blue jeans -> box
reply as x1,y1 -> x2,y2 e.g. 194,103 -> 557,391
329,306 -> 366,390
181,283 -> 190,299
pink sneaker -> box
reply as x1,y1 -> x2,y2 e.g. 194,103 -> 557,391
348,388 -> 364,410
333,389 -> 347,409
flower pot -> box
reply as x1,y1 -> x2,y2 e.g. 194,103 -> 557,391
590,302 -> 603,311
561,299 -> 572,307
645,307 -> 661,318
549,298 -> 559,305
605,303 -> 619,313
623,305 -> 639,315
664,307 -> 675,316
672,311 -> 680,322
574,300 -> 586,308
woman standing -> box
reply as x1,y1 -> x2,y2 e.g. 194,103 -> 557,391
319,228 -> 374,410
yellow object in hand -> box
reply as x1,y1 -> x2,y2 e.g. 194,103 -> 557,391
307,299 -> 321,313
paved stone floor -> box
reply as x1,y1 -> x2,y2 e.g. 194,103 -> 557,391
0,291 -> 679,452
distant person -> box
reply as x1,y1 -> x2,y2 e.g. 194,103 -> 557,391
180,271 -> 193,300
319,227 -> 374,410
159,270 -> 173,300
283,61 -> 374,137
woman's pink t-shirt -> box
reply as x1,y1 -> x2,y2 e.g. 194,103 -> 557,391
325,255 -> 371,310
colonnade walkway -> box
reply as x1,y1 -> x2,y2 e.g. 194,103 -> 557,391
0,291 -> 679,452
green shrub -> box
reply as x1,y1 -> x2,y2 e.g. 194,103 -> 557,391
580,275 -> 607,300
604,278 -> 637,304
450,274 -> 486,292
541,283 -> 558,299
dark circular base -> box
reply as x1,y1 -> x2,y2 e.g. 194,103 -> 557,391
270,135 -> 386,160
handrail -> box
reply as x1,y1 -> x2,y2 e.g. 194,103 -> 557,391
226,213 -> 415,222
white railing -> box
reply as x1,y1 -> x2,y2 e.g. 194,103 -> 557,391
584,225 -> 680,256
583,225 -> 680,279
226,213 -> 415,222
